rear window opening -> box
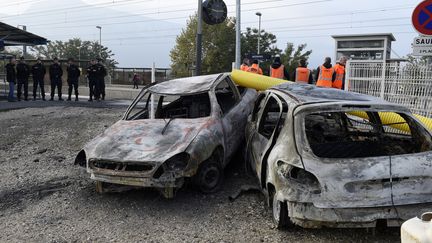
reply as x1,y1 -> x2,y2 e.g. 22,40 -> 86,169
304,111 -> 432,158
126,92 -> 211,120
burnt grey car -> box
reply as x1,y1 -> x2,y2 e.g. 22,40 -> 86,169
245,83 -> 432,228
76,73 -> 257,198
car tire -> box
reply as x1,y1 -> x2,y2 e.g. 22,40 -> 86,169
271,189 -> 291,229
194,156 -> 224,194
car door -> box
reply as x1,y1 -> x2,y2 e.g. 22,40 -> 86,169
214,77 -> 243,165
385,113 -> 432,208
249,94 -> 284,186
294,108 -> 393,209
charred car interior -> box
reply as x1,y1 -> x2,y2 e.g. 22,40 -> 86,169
305,112 -> 432,158
127,92 -> 212,120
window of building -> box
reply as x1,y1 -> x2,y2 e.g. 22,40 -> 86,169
337,40 -> 384,49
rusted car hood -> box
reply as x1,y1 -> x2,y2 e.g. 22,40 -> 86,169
84,118 -> 212,163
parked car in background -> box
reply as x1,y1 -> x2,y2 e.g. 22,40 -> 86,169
76,73 -> 257,198
245,83 -> 432,228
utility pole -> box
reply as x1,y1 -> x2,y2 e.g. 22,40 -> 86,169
256,12 -> 262,55
18,25 -> 27,57
235,0 -> 241,69
96,26 -> 102,56
196,0 -> 203,76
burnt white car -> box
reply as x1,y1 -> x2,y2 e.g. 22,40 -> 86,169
76,73 -> 257,198
245,83 -> 432,228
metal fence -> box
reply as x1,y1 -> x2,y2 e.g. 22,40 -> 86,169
346,61 -> 432,118
112,68 -> 171,85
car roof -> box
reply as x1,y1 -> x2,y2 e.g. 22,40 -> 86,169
271,83 -> 393,105
148,73 -> 224,95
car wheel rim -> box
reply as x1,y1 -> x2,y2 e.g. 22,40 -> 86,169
203,167 -> 219,189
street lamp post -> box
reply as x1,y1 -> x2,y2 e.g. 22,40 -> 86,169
195,0 -> 203,76
235,0 -> 241,69
255,12 -> 262,55
96,26 -> 102,56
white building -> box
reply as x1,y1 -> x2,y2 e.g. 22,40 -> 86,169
332,33 -> 396,62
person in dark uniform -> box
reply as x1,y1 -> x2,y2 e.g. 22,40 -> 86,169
66,58 -> 81,101
16,56 -> 30,101
31,57 -> 46,101
5,57 -> 17,102
86,59 -> 98,102
96,58 -> 107,101
49,57 -> 64,101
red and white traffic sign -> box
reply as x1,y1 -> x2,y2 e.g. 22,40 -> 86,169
412,0 -> 432,36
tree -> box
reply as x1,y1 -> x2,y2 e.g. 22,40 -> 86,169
170,15 -> 236,77
31,38 -> 118,69
241,27 -> 282,75
4,47 -> 36,59
280,42 -> 313,75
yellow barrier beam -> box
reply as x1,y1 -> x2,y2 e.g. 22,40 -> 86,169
231,69 -> 432,132
231,69 -> 288,91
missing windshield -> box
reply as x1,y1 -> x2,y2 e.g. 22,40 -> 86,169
126,92 -> 211,120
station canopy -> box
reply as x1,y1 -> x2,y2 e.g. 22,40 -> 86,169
0,22 -> 48,46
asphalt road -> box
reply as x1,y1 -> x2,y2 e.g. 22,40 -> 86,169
0,105 -> 400,242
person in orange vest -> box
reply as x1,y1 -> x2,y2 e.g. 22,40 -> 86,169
269,56 -> 289,80
247,59 -> 263,75
291,59 -> 313,84
240,58 -> 250,71
315,57 -> 335,88
333,56 -> 347,90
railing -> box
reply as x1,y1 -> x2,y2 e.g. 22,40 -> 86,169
346,61 -> 432,118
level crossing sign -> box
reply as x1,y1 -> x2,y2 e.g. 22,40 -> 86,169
412,0 -> 432,36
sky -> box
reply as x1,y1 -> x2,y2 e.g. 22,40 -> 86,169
0,0 -> 422,69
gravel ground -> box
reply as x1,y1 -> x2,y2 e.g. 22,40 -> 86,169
0,106 -> 401,242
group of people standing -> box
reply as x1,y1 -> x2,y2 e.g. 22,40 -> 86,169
5,57 -> 107,102
241,55 -> 347,90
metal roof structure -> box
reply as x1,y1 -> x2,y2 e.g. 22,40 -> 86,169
0,22 -> 48,46
331,33 -> 396,42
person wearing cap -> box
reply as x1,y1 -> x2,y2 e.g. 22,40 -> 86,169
86,59 -> 98,102
31,57 -> 46,101
49,57 -> 64,101
5,57 -> 17,102
240,58 -> 250,71
269,56 -> 289,80
16,56 -> 30,101
247,60 -> 263,75
95,58 -> 107,101
67,58 -> 81,101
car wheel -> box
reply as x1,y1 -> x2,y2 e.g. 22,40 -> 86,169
194,157 -> 224,194
271,189 -> 291,229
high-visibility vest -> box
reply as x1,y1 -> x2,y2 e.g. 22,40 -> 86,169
270,65 -> 285,79
333,63 -> 345,90
247,64 -> 263,75
295,67 -> 311,84
240,64 -> 249,71
316,65 -> 334,88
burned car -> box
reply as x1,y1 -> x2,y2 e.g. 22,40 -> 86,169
76,73 -> 257,198
245,83 -> 432,228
